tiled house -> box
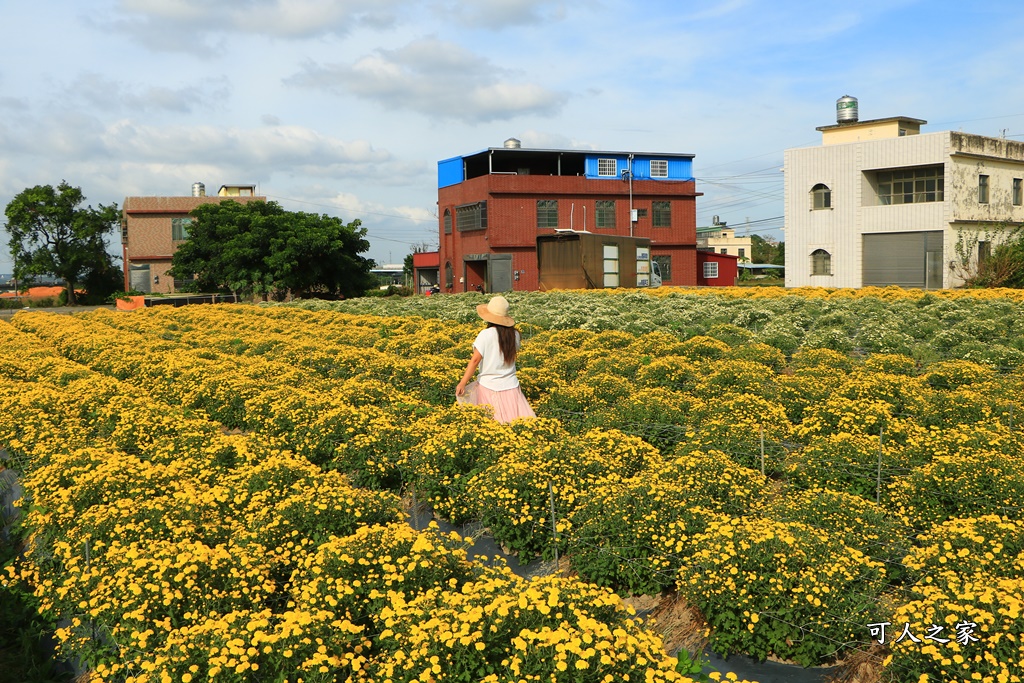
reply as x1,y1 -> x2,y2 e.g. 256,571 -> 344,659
785,99 -> 1024,289
122,183 -> 264,293
435,140 -> 700,292
697,220 -> 752,262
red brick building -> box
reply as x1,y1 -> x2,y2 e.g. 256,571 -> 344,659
432,141 -> 700,292
122,183 -> 264,293
412,250 -> 440,293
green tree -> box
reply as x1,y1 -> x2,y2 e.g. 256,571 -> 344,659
170,200 -> 375,299
403,252 -> 414,281
751,234 -> 785,266
4,181 -> 121,305
952,223 -> 1024,288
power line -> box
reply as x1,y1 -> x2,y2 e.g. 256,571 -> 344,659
261,193 -> 437,249
263,193 -> 434,224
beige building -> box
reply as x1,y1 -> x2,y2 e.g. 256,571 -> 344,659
784,102 -> 1024,289
122,183 -> 264,293
697,220 -> 752,261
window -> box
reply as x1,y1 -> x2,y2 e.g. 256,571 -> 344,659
537,200 -> 558,229
652,255 -> 671,282
445,262 -> 453,289
443,209 -> 452,234
598,158 -> 617,176
703,262 -> 719,279
239,188 -> 253,197
652,201 -> 671,227
720,248 -> 727,254
603,244 -> 619,288
650,160 -> 668,178
811,183 -> 832,210
171,217 -> 192,241
811,249 -> 832,276
595,200 -> 616,229
979,175 -> 990,204
876,166 -> 944,205
979,241 -> 991,263
456,202 -> 487,231
738,248 -> 746,259
635,208 -> 648,219
173,274 -> 197,291
1015,179 -> 1023,206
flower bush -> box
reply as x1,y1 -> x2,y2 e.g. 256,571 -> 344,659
362,572 -> 690,683
886,572 -> 1024,683
5,288 -> 1024,680
901,515 -> 1024,580
886,452 -> 1024,529
465,428 -> 659,562
677,518 -> 888,666
566,471 -> 728,595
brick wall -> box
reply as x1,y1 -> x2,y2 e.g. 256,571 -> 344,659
438,175 -> 698,290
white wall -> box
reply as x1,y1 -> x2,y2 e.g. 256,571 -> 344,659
784,132 -> 949,288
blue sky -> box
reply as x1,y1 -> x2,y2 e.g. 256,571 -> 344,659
2,0 -> 1024,272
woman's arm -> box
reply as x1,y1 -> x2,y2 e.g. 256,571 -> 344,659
456,348 -> 484,395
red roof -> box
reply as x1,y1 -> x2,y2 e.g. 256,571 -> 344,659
413,251 -> 440,268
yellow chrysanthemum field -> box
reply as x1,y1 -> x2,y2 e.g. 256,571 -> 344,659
2,286 -> 1024,683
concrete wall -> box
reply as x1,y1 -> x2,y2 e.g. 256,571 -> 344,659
784,132 -> 949,288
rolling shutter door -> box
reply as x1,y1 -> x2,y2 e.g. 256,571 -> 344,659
862,231 -> 942,289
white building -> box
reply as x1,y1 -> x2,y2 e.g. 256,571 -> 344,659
697,220 -> 752,261
784,105 -> 1024,289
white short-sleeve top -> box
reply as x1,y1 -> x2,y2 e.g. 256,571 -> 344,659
473,326 -> 521,391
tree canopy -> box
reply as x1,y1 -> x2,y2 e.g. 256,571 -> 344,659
751,234 -> 786,266
4,181 -> 122,305
170,200 -> 376,299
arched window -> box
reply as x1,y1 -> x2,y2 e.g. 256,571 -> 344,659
443,209 -> 452,234
811,249 -> 832,276
444,261 -> 453,289
811,183 -> 832,210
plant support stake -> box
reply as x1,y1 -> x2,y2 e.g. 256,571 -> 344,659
548,481 -> 559,574
760,426 -> 765,476
876,424 -> 884,504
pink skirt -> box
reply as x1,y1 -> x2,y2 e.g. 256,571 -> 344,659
458,381 -> 536,423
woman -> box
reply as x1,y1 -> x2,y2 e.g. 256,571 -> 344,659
455,295 -> 536,423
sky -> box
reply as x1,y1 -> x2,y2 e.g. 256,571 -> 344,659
3,0 -> 1024,272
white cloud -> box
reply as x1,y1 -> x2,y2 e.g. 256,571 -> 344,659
110,0 -> 407,52
63,72 -> 232,115
100,120 -> 392,170
435,0 -> 566,29
511,130 -> 595,150
285,37 -> 568,123
0,96 -> 30,111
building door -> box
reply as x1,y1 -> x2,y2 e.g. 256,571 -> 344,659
862,231 -> 943,289
603,244 -> 620,287
465,259 -> 487,292
129,264 -> 151,293
489,255 -> 513,292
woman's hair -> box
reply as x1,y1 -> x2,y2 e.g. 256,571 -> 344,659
489,323 -> 518,366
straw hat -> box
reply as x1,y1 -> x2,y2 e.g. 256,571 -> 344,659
476,295 -> 515,327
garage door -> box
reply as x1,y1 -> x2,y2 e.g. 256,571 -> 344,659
862,231 -> 943,289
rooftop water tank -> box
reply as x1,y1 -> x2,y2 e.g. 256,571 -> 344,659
504,137 -> 521,149
192,182 -> 206,197
836,95 -> 858,123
